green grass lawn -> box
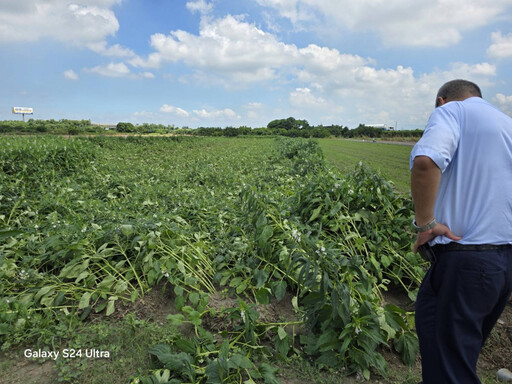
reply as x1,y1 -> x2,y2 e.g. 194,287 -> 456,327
318,138 -> 413,194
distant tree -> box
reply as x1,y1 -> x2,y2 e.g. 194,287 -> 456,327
223,127 -> 239,137
267,117 -> 310,131
116,122 -> 135,133
237,126 -> 252,135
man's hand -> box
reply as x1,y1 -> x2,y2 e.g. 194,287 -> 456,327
413,222 -> 462,253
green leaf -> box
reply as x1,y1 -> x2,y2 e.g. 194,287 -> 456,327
0,323 -> 10,335
149,345 -> 192,372
277,327 -> 287,340
394,331 -> 419,366
253,269 -> 269,288
205,360 -> 223,383
309,205 -> 323,222
255,287 -> 270,305
167,314 -> 185,326
219,340 -> 230,360
258,363 -> 280,384
235,280 -> 247,294
316,351 -> 340,368
18,293 -> 34,306
175,295 -> 185,310
408,288 -> 418,302
275,336 -> 289,358
229,277 -> 242,288
130,290 -> 139,302
94,301 -> 106,313
106,299 -> 115,316
175,338 -> 196,354
228,354 -> 253,370
114,280 -> 128,294
34,286 -> 55,302
75,270 -> 90,284
0,229 -> 23,240
272,281 -> 287,302
153,369 -> 170,383
339,335 -> 352,356
174,285 -> 184,296
97,275 -> 116,291
315,329 -> 338,352
53,291 -> 66,306
78,292 -> 91,309
80,306 -> 92,320
257,225 -> 273,249
188,292 -> 199,305
188,310 -> 202,326
381,254 -> 392,268
120,224 -> 134,236
40,296 -> 54,307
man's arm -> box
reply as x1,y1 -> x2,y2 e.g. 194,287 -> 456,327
411,156 -> 440,225
411,155 -> 461,252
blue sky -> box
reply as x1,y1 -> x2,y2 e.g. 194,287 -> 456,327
1,0 -> 512,129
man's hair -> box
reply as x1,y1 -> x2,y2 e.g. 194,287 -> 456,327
437,79 -> 482,100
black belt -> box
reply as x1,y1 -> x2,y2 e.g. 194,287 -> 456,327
433,243 -> 512,252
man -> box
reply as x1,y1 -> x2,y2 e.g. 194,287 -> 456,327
410,79 -> 512,384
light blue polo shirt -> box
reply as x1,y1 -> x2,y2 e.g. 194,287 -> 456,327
410,97 -> 512,245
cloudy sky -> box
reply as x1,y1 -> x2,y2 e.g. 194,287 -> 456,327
2,0 -> 512,129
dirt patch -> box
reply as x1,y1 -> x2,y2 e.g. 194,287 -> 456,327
119,283 -> 176,323
480,302 -> 512,370
203,291 -> 299,334
381,285 -> 416,311
0,355 -> 57,384
85,282 -> 176,325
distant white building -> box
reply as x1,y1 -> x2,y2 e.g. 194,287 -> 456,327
367,123 -> 394,130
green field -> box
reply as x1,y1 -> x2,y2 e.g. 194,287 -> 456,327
0,136 -> 503,384
318,139 -> 413,193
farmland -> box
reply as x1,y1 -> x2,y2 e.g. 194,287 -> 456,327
0,136 -> 508,383
318,139 -> 413,194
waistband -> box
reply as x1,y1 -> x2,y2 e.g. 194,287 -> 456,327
432,243 -> 512,252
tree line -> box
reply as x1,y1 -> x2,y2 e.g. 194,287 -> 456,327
0,117 -> 424,139
189,117 -> 423,139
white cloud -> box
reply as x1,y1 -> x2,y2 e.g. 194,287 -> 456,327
140,72 -> 155,79
130,15 -> 373,86
487,31 -> 512,59
63,69 -> 79,80
494,93 -> 512,116
0,1 -> 120,44
86,62 -> 131,77
192,108 -> 238,119
289,88 -> 326,108
255,0 -> 512,47
86,41 -> 136,57
130,15 -> 297,83
256,0 -> 315,24
85,62 -> 155,79
243,102 -> 266,120
422,62 -> 497,91
160,104 -> 190,117
186,0 -> 214,15
245,102 -> 264,109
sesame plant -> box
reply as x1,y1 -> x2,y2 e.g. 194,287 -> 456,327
0,135 -> 423,383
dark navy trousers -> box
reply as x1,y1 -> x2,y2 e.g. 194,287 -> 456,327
415,247 -> 512,384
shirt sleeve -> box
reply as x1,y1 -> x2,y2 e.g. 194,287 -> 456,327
410,102 -> 461,172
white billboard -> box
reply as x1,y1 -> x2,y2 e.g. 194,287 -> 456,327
12,107 -> 34,114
